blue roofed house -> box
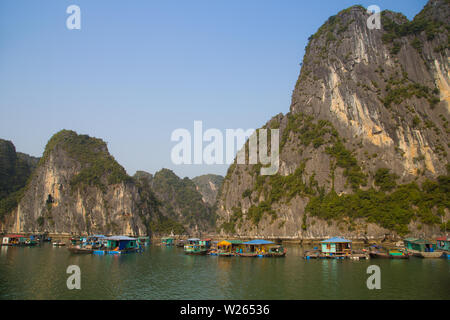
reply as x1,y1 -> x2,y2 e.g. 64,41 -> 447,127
320,237 -> 352,257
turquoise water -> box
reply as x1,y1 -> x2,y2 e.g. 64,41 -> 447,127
0,243 -> 448,300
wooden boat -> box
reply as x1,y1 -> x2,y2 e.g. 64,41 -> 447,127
267,245 -> 287,257
52,240 -> 66,247
304,250 -> 321,259
237,252 -> 258,257
410,249 -> 443,258
217,251 -> 234,257
185,249 -> 208,255
67,246 -> 93,254
176,240 -> 185,248
369,247 -> 409,259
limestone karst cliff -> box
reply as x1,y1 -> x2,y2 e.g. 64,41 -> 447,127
216,0 -> 449,239
0,131 -> 217,236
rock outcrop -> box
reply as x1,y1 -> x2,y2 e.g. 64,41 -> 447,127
0,131 -> 217,236
216,1 -> 450,239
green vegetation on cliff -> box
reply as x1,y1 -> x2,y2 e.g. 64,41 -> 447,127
152,169 -> 216,229
306,169 -> 449,235
42,130 -> 132,192
0,140 -> 38,220
134,173 -> 186,236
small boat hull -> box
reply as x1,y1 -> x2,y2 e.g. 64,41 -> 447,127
237,253 -> 258,257
412,250 -> 444,258
67,246 -> 93,254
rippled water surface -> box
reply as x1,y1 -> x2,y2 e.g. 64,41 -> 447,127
0,243 -> 448,299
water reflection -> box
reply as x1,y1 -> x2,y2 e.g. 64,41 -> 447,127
0,243 -> 449,300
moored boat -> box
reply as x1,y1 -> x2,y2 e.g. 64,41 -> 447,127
52,240 -> 66,247
303,249 -> 321,259
93,236 -> 141,255
184,238 -> 209,255
267,245 -> 287,257
369,246 -> 409,259
238,239 -> 276,257
404,238 -> 443,258
67,246 -> 93,254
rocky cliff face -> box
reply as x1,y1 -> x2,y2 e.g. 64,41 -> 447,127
0,139 -> 39,223
0,131 -> 216,236
1,131 -> 147,235
217,1 -> 449,240
134,169 -> 217,235
192,174 -> 224,206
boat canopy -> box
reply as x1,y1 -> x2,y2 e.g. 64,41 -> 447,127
228,240 -> 244,245
407,238 -> 434,245
188,238 -> 200,241
243,240 -> 274,245
4,235 -> 25,238
436,236 -> 449,241
320,237 -> 352,243
89,235 -> 106,238
218,240 -> 232,246
104,236 -> 137,241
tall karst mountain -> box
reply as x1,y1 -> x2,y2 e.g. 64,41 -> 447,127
0,130 -> 217,236
217,1 -> 450,239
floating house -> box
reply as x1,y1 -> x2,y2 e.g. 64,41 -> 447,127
138,236 -> 150,247
161,237 -> 174,246
215,240 -> 234,256
241,240 -> 275,257
320,237 -> 352,258
199,238 -> 212,249
93,236 -> 139,255
436,236 -> 449,252
403,238 -> 436,252
1,235 -> 36,246
403,238 -> 442,258
184,238 -> 208,255
84,235 -> 106,247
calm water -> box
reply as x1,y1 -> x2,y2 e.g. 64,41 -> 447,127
0,243 -> 448,300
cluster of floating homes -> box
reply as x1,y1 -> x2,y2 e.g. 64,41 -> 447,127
67,235 -> 150,255
160,237 -> 287,257
0,233 -> 150,255
303,236 -> 450,260
1,233 -> 449,260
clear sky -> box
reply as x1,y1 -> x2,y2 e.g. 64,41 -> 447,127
0,0 -> 428,178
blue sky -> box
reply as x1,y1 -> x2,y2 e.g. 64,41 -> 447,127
0,0 -> 428,178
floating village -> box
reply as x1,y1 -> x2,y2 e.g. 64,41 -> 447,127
1,232 -> 449,260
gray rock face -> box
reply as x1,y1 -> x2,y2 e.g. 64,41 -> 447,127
0,132 -> 216,236
1,143 -> 146,236
216,1 -> 449,240
192,174 -> 224,206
